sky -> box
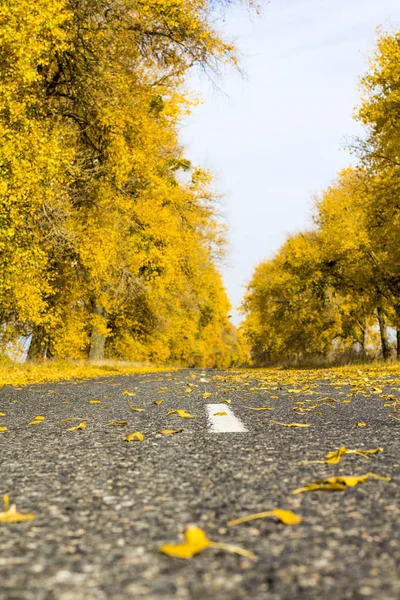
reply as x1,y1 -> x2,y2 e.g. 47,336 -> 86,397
181,0 -> 400,324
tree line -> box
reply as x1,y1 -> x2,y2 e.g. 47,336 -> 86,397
0,0 -> 253,366
242,30 -> 400,364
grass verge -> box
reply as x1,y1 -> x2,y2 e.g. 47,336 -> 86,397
0,359 -> 176,388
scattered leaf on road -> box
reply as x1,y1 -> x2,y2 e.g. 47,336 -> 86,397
124,432 -> 144,442
213,411 -> 227,416
228,508 -> 302,527
158,429 -> 184,435
270,420 -> 310,428
0,496 -> 35,524
304,447 -> 383,465
107,420 -> 128,426
292,472 -> 390,494
160,527 -> 254,560
168,410 -> 195,418
68,421 -> 87,431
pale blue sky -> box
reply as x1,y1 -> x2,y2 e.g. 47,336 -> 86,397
181,0 -> 400,324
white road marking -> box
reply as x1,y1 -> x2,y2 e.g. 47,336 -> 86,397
206,404 -> 247,433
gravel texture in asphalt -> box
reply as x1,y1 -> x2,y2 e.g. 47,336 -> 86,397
0,368 -> 399,600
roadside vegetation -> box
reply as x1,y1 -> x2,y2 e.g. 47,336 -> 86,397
0,0 -> 254,369
242,30 -> 400,366
0,355 -> 173,387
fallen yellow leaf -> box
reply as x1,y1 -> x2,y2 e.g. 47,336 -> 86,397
228,508 -> 302,527
0,412 -> 5,416
123,390 -> 136,396
124,432 -> 144,442
90,400 -> 101,404
160,527 -> 210,559
107,420 -> 128,426
202,392 -> 212,398
168,410 -> 195,418
153,400 -> 163,405
158,429 -> 184,435
353,422 -> 368,428
292,472 -> 390,494
68,421 -> 87,431
0,426 -> 7,432
0,496 -> 35,524
160,527 -> 254,560
213,411 -> 227,416
304,447 -> 383,465
270,420 -> 310,428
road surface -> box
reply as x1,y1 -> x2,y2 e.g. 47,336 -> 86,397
1,368 -> 399,600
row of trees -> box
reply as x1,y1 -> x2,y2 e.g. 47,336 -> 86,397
0,0 -> 253,366
242,30 -> 400,364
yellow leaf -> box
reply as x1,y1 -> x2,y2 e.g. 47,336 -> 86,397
304,447 -> 383,465
160,527 -> 210,559
185,387 -> 193,393
390,415 -> 400,422
292,472 -> 390,494
353,422 -> 367,428
68,421 -> 87,431
107,420 -> 128,426
247,406 -> 273,411
0,426 -> 7,432
228,508 -> 302,527
202,392 -> 212,398
124,431 -> 144,442
153,400 -> 163,405
221,399 -> 231,404
0,412 -> 5,416
160,527 -> 254,560
213,411 -> 227,416
168,409 -> 195,418
90,400 -> 101,404
158,429 -> 184,435
270,420 -> 310,428
123,390 -> 136,396
127,398 -> 145,412
28,420 -> 44,426
0,496 -> 35,524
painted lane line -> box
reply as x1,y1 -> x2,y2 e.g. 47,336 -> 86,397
206,404 -> 247,433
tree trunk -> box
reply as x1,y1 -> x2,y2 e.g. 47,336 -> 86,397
89,301 -> 107,361
397,329 -> 400,359
357,320 -> 367,356
27,326 -> 48,360
377,305 -> 390,360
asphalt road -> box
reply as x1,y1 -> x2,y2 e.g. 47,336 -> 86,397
1,368 -> 399,600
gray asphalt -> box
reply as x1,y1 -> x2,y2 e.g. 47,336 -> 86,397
1,368 -> 399,600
